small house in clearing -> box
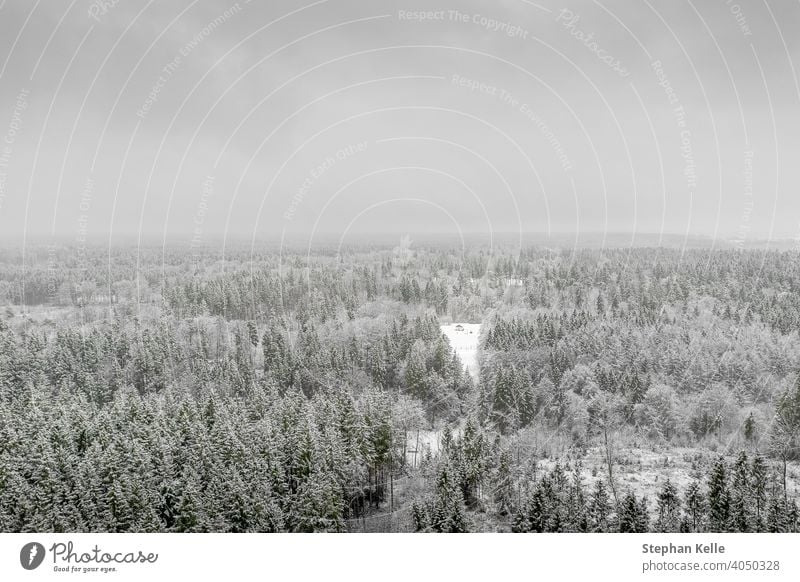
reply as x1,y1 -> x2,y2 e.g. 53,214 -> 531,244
454,324 -> 464,332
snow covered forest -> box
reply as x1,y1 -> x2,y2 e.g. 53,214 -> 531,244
1,243 -> 799,532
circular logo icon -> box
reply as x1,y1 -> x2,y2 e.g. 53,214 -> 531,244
20,542 -> 46,570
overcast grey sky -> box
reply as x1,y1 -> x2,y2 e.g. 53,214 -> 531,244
0,0 -> 798,247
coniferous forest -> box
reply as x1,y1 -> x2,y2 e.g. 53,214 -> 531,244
1,243 -> 799,532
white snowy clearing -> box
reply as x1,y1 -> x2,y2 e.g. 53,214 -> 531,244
439,323 -> 481,380
405,323 -> 481,465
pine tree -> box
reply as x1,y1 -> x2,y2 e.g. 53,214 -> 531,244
175,483 -> 202,533
656,479 -> 680,532
635,496 -> 650,533
429,462 -> 469,533
787,500 -> 799,533
730,451 -> 751,532
411,500 -> 431,531
294,470 -> 345,533
766,494 -> 787,533
459,419 -> 487,506
494,450 -> 514,516
491,368 -> 516,433
405,340 -> 429,402
247,321 -> 258,348
684,481 -> 706,532
157,481 -> 179,530
568,463 -> 589,532
618,492 -> 645,533
543,467 -> 567,533
513,482 -> 547,533
707,457 -> 731,532
751,455 -> 768,531
743,412 -> 756,444
590,479 -> 611,532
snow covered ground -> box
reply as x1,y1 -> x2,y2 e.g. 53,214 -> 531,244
440,323 -> 481,380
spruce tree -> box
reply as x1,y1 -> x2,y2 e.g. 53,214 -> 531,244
568,463 -> 588,532
766,494 -> 787,533
513,487 -> 545,533
494,450 -> 514,516
635,496 -> 650,532
743,412 -> 756,444
656,479 -> 680,532
411,500 -> 431,531
787,500 -> 799,533
618,492 -> 641,533
707,457 -> 731,532
294,470 -> 345,533
730,451 -> 751,532
750,454 -> 768,531
590,479 -> 611,532
429,462 -> 469,533
684,480 -> 706,532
